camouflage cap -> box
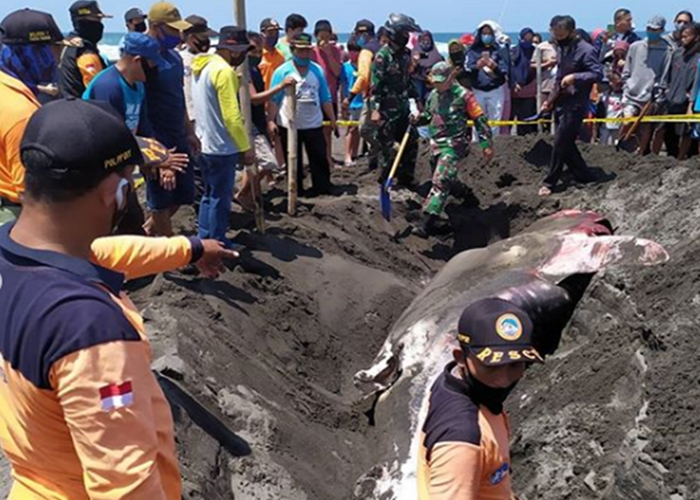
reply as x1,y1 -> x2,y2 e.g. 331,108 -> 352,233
431,61 -> 453,83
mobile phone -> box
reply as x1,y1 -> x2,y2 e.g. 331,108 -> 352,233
481,51 -> 489,59
607,24 -> 615,34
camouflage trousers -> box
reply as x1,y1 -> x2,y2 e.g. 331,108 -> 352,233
423,145 -> 469,217
377,112 -> 418,185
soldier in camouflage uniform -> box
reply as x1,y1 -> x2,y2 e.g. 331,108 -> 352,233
370,13 -> 421,186
412,61 -> 494,238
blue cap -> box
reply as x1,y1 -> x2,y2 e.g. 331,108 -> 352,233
121,32 -> 171,69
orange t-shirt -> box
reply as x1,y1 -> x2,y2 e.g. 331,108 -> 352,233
417,363 -> 514,500
0,71 -> 40,204
259,47 -> 285,90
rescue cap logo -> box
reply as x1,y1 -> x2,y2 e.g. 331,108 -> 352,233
28,30 -> 52,42
104,149 -> 133,169
495,313 -> 522,341
78,8 -> 92,15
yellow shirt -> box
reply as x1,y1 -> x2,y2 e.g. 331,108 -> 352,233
0,72 -> 40,204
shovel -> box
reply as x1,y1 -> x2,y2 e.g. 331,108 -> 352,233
380,127 -> 413,221
616,100 -> 653,152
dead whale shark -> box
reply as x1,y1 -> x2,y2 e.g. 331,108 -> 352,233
352,210 -> 669,499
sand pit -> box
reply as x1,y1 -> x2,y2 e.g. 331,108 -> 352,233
2,134 -> 699,499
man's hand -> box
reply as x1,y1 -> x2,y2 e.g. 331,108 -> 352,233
476,58 -> 487,70
159,149 -> 189,173
483,147 -> 494,163
371,109 -> 382,124
196,240 -> 240,279
267,121 -> 278,138
331,121 -> 340,138
282,76 -> 297,88
240,148 -> 256,166
187,133 -> 201,156
513,83 -> 522,94
409,113 -> 420,125
160,168 -> 177,191
561,74 -> 576,88
541,100 -> 552,113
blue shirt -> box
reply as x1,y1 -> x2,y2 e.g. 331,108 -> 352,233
83,65 -> 149,135
341,61 -> 363,110
145,49 -> 188,151
271,61 -> 331,130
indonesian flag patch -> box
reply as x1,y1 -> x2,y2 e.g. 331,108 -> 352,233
99,381 -> 134,412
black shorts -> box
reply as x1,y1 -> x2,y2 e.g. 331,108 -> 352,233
323,101 -> 339,122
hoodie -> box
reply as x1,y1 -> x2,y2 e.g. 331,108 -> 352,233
191,53 -> 250,156
466,22 -> 510,91
669,39 -> 700,107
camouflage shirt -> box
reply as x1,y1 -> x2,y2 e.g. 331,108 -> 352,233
369,45 -> 416,114
419,83 -> 492,152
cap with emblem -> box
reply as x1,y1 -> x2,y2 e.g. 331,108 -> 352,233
260,18 -> 281,32
69,1 -> 113,20
21,99 -> 144,182
646,15 -> 666,30
148,2 -> 192,31
184,15 -> 218,37
0,8 -> 69,46
457,298 -> 543,367
215,26 -> 253,52
290,32 -> 314,48
354,19 -> 375,36
124,7 -> 147,23
431,61 -> 454,83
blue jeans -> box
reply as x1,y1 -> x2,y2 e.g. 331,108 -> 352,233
198,153 -> 238,244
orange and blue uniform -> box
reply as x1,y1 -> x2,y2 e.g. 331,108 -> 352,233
0,223 -> 204,499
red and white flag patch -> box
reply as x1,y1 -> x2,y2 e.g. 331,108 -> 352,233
99,381 -> 134,412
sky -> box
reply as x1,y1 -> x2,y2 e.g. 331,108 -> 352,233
2,0 -> 695,33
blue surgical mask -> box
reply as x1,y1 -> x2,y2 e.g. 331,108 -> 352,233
293,54 -> 310,67
482,34 -> 495,45
158,27 -> 181,50
357,36 -> 367,49
647,31 -> 662,42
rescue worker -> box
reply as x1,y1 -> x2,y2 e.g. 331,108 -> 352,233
539,15 -> 603,196
0,98 -> 236,498
417,298 -> 544,499
370,13 -> 421,187
412,62 -> 493,238
59,1 -> 112,98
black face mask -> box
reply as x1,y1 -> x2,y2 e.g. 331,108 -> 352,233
191,37 -> 211,54
556,36 -> 574,47
459,363 -> 518,415
389,31 -> 409,50
75,19 -> 105,45
450,52 -> 466,66
133,21 -> 147,33
140,57 -> 159,81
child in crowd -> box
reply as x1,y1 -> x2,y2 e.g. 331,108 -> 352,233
600,41 -> 629,145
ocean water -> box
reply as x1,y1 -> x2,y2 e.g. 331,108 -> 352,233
97,32 -> 533,62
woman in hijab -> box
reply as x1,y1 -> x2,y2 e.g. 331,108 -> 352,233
412,30 -> 444,104
511,27 -> 537,134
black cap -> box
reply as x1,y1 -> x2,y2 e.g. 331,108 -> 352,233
124,7 -> 146,22
215,26 -> 252,52
184,15 -> 218,37
314,19 -> 332,35
457,298 -> 543,367
290,32 -> 314,48
260,17 -> 281,32
21,99 -> 144,180
354,19 -> 375,36
70,1 -> 113,20
0,8 -> 66,46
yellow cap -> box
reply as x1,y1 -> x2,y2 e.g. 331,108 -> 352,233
148,2 -> 192,31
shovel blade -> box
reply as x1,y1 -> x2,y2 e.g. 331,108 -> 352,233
380,184 -> 392,221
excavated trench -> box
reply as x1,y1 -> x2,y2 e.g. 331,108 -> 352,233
2,135 -> 698,500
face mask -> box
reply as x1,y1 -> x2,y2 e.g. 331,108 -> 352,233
133,21 -> 147,33
249,55 -> 262,66
140,57 -> 159,81
158,27 -> 181,50
676,22 -> 689,33
230,53 -> 246,67
460,363 -> 518,415
293,54 -> 310,67
357,36 -> 367,49
481,34 -> 495,45
557,36 -> 573,47
419,40 -> 433,52
450,52 -> 465,66
647,31 -> 662,42
75,19 -> 105,45
264,32 -> 279,48
111,177 -> 131,232
521,40 -> 534,49
389,32 -> 409,50
190,36 -> 211,54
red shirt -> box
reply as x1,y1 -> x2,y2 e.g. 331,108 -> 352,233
312,44 -> 343,102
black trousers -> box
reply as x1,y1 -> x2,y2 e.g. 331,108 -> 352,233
511,97 -> 538,135
544,105 -> 594,188
279,126 -> 331,194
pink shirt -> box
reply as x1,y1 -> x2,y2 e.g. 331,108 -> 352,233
312,45 -> 343,102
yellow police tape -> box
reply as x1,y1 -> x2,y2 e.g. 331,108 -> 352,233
325,114 -> 700,128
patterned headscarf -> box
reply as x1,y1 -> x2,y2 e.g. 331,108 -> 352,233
0,43 -> 58,96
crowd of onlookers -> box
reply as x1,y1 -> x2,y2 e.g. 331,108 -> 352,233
2,2 -> 699,246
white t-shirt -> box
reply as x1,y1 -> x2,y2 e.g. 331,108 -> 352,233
271,61 -> 332,130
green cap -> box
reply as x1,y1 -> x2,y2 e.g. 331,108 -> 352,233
431,61 -> 453,83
